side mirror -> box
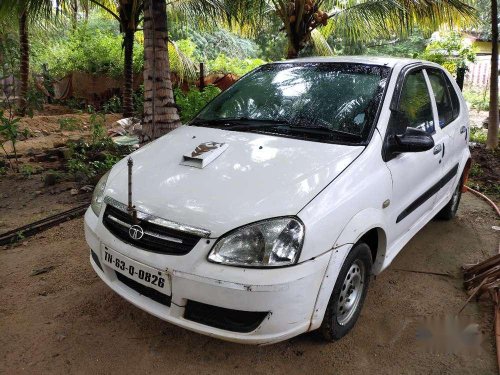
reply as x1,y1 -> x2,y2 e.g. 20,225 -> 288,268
388,127 -> 435,154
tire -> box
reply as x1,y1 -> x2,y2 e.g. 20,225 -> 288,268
319,242 -> 372,341
435,179 -> 462,220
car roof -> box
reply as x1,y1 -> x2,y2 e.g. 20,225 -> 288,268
276,56 -> 427,68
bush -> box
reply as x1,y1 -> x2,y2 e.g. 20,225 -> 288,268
469,127 -> 488,144
34,14 -> 143,79
463,88 -> 489,111
419,31 -> 476,75
207,54 -> 266,76
174,85 -> 221,123
67,113 -> 130,182
103,95 -> 122,114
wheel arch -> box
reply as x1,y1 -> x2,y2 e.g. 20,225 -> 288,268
334,208 -> 388,274
309,210 -> 388,331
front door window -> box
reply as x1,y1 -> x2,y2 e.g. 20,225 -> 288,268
398,70 -> 435,134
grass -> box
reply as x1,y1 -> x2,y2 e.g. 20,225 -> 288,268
469,163 -> 483,178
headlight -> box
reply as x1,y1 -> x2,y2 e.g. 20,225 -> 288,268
208,217 -> 304,267
91,171 -> 110,216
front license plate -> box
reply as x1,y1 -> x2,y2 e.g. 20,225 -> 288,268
101,246 -> 170,294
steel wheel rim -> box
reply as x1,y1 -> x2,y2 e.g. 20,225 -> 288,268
336,259 -> 365,326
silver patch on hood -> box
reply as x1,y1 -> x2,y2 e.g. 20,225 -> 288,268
180,141 -> 228,169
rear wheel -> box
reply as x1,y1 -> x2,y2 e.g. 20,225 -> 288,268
436,180 -> 462,220
319,242 -> 372,341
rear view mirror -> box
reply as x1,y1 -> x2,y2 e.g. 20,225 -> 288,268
389,127 -> 434,154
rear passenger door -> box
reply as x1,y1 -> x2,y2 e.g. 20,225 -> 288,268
384,68 -> 447,247
425,68 -> 463,204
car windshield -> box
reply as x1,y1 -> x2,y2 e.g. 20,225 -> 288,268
192,63 -> 391,143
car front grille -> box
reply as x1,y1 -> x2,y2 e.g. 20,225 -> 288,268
103,204 -> 201,255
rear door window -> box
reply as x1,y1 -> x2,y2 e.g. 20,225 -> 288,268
426,69 -> 458,128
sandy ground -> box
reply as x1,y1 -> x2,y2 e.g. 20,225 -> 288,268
0,194 -> 498,375
3,105 -> 121,155
469,110 -> 488,129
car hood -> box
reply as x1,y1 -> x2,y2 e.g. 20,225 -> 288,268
105,125 -> 363,237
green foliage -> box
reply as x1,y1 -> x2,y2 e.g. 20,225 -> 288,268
171,28 -> 261,61
103,95 -> 122,114
66,111 -> 130,182
463,88 -> 489,111
133,85 -> 144,118
207,54 -> 266,76
469,162 -> 483,177
0,109 -> 29,170
33,14 -> 143,79
363,33 -> 428,58
0,25 -> 20,80
89,112 -> 107,144
174,85 -> 221,123
469,127 -> 499,144
67,145 -> 120,181
419,31 -> 476,75
58,117 -> 80,131
19,164 -> 42,178
25,86 -> 45,117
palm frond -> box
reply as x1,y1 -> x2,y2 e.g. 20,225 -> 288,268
326,0 -> 477,43
168,39 -> 197,81
310,28 -> 334,55
167,0 -> 227,31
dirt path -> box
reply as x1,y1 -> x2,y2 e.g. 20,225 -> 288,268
0,194 -> 498,374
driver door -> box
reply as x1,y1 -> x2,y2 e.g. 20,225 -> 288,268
384,68 -> 446,251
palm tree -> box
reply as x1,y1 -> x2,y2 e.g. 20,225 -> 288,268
488,0 -> 499,150
18,8 -> 29,116
142,0 -> 181,140
227,0 -> 476,59
0,1 -> 56,116
142,0 -> 226,140
87,1 -> 143,117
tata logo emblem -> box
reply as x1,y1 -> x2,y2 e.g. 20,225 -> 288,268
129,225 -> 144,240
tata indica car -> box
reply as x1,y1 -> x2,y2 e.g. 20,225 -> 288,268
85,57 -> 470,344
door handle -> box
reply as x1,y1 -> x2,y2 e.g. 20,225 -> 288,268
433,144 -> 442,155
460,126 -> 467,140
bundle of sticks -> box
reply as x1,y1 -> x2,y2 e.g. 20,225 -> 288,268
463,253 -> 500,300
462,252 -> 500,373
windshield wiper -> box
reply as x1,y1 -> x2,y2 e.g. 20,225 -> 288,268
191,117 -> 289,129
288,125 -> 361,139
191,118 -> 362,142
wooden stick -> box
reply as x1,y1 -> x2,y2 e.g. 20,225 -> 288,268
459,278 -> 488,314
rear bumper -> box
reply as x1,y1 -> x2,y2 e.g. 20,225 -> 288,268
85,208 -> 330,345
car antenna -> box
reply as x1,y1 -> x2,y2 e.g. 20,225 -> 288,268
127,157 -> 139,224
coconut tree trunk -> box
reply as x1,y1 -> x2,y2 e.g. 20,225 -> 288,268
487,0 -> 499,150
142,0 -> 181,141
18,9 -> 29,116
122,28 -> 134,118
286,35 -> 300,59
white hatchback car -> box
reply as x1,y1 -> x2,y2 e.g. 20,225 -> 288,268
85,57 -> 471,344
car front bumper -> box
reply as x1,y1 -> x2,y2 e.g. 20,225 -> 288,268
84,208 -> 331,345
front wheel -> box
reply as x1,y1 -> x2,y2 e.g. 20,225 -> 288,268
319,242 -> 372,341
